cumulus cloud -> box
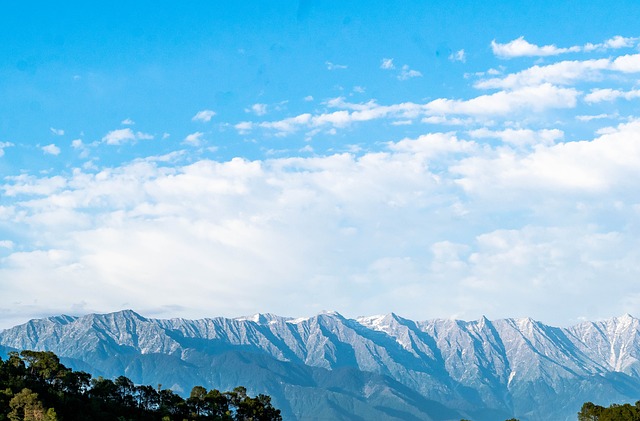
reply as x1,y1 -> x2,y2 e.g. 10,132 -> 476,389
121,118 -> 135,125
4,119 -> 640,325
6,34 -> 640,327
41,144 -> 61,155
454,119 -> 640,195
102,128 -> 154,145
492,37 -> 581,58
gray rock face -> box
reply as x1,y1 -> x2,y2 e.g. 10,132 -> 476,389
2,310 -> 640,421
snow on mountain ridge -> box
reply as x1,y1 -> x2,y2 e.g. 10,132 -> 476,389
2,310 -> 640,421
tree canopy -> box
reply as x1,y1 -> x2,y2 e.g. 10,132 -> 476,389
0,350 -> 281,421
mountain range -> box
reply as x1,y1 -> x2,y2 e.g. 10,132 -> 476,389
2,310 -> 640,420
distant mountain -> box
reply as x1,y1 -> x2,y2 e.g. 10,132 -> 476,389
2,310 -> 640,421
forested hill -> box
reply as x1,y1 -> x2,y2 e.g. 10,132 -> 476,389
0,350 -> 282,420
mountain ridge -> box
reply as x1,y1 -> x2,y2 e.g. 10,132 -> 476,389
2,310 -> 640,420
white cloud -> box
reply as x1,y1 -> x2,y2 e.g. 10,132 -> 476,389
575,114 -> 615,122
42,144 -> 61,155
0,141 -> 14,157
468,128 -> 563,147
492,36 -> 639,59
584,36 -> 638,51
454,119 -> 640,195
304,95 -> 314,102
234,122 -> 254,135
184,131 -> 205,146
475,59 -> 610,89
192,110 -> 216,122
102,128 -> 154,145
449,49 -> 466,63
425,83 -> 579,116
492,37 -> 581,58
584,88 -> 640,103
102,129 -> 132,145
380,58 -> 395,69
248,103 -> 268,116
50,128 -> 65,136
326,61 -> 348,70
71,139 -> 84,149
237,85 -> 578,137
398,65 -> 422,80
4,118 -> 640,325
121,118 -> 135,125
610,54 -> 640,73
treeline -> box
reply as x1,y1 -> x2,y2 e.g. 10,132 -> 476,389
578,401 -> 640,420
0,350 -> 282,420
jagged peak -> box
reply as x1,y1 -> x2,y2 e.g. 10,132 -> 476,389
317,310 -> 344,318
616,313 -> 637,322
77,309 -> 148,325
46,315 -> 77,325
475,315 -> 491,328
234,313 -> 284,324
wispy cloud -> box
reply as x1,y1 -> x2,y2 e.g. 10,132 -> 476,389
398,65 -> 422,80
584,88 -> 640,103
449,49 -> 466,63
184,131 -> 205,146
102,128 -> 154,145
50,128 -> 65,136
326,61 -> 348,70
0,141 -> 14,157
192,110 -> 216,122
41,144 -> 61,155
492,35 -> 638,59
247,103 -> 268,116
235,84 -> 578,136
380,58 -> 395,70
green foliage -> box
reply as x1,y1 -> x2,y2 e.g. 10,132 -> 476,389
0,350 -> 282,421
578,400 -> 640,421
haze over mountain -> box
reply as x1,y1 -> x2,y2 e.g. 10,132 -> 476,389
2,310 -> 640,420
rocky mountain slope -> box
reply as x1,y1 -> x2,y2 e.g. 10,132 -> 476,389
2,310 -> 640,420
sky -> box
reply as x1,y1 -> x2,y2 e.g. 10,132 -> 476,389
2,1 -> 640,328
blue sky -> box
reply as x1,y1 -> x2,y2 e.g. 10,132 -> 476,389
2,1 -> 640,328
